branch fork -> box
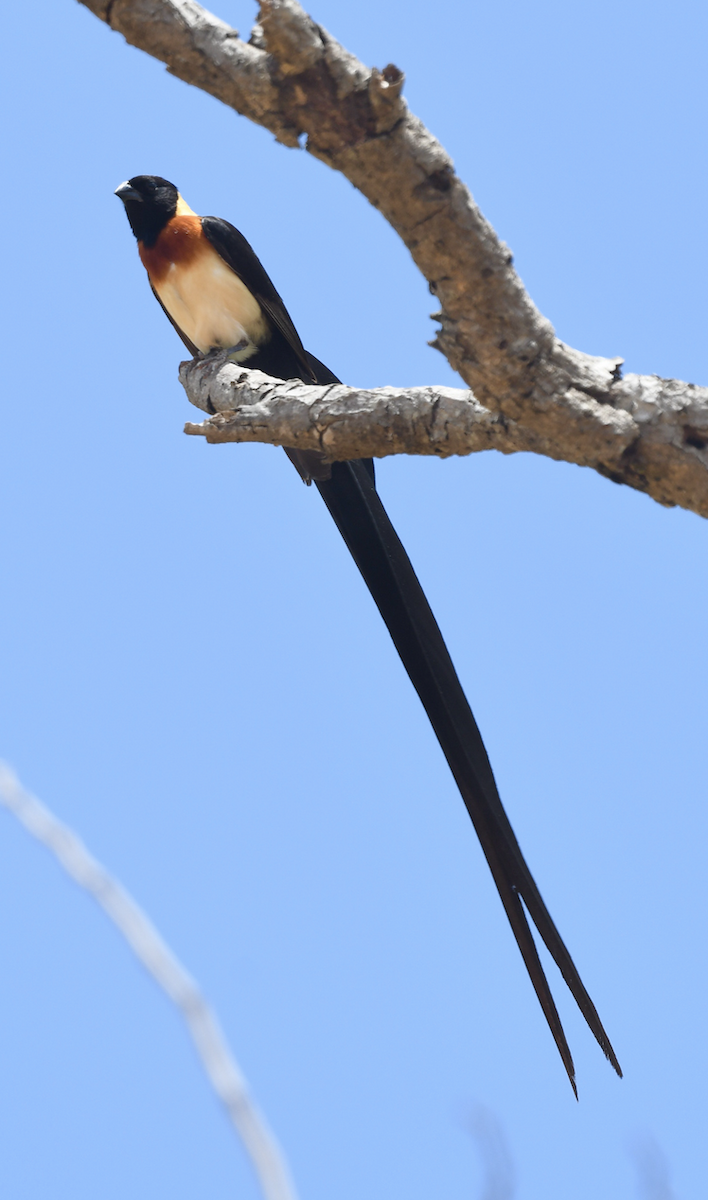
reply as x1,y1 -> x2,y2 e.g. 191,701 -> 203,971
83,0 -> 708,515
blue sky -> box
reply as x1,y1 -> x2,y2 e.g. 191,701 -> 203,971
0,1 -> 706,1197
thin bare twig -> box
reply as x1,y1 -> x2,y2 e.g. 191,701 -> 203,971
0,762 -> 298,1200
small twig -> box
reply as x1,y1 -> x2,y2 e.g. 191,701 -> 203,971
0,762 -> 298,1200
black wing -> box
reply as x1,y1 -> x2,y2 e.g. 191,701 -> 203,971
202,216 -> 317,383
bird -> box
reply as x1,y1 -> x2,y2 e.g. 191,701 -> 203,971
115,174 -> 621,1095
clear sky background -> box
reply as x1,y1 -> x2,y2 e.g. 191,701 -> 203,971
1,1 -> 706,1197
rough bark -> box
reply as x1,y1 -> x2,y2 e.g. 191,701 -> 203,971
181,355 -> 708,515
80,0 -> 708,517
181,356 -> 502,459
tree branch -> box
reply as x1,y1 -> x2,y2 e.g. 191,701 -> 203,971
0,762 -> 298,1200
181,354 -> 708,516
180,355 -> 502,459
82,0 -> 708,516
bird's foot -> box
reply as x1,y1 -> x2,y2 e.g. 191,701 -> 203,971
223,338 -> 252,363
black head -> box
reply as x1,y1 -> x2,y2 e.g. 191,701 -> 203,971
114,175 -> 180,246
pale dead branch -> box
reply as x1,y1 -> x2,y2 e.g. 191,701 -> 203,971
180,353 -> 708,516
0,762 -> 298,1200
